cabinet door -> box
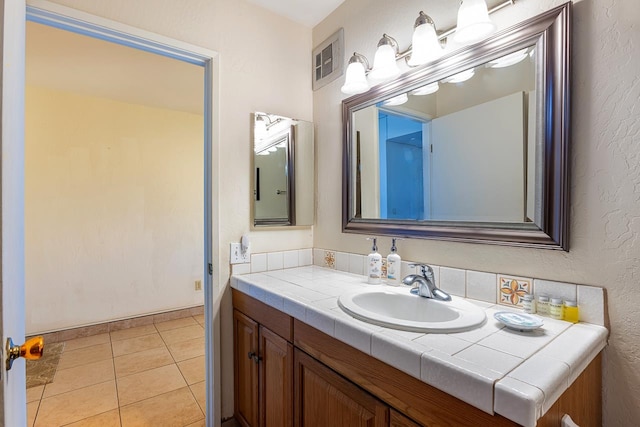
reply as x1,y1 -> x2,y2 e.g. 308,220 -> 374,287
390,409 -> 422,427
260,326 -> 293,427
234,310 -> 259,427
294,349 -> 388,427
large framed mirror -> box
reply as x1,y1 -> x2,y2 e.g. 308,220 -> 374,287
253,112 -> 314,226
342,3 -> 571,250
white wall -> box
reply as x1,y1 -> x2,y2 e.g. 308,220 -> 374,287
431,92 -> 525,222
313,0 -> 640,424
25,86 -> 204,333
43,0 -> 314,419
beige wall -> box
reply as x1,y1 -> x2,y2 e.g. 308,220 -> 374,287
313,0 -> 640,425
25,85 -> 204,333
45,0 -> 314,418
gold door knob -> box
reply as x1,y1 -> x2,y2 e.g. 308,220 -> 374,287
6,336 -> 44,371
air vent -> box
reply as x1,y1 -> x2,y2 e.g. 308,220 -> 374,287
312,28 -> 344,91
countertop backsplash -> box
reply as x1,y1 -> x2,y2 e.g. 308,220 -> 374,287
231,247 -> 606,327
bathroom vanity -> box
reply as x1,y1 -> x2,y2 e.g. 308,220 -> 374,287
231,267 -> 606,427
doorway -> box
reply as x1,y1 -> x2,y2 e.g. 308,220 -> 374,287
2,2 -> 220,426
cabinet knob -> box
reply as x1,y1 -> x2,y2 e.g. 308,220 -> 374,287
247,351 -> 262,363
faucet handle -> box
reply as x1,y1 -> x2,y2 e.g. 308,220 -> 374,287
408,263 -> 435,281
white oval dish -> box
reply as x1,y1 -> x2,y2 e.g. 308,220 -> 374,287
494,311 -> 544,331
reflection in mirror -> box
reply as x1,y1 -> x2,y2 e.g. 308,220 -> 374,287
343,4 -> 571,250
253,112 -> 314,226
353,46 -> 538,224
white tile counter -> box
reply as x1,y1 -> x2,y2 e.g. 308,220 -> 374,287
231,266 -> 608,427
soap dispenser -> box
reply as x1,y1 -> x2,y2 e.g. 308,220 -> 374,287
386,238 -> 402,286
366,237 -> 382,284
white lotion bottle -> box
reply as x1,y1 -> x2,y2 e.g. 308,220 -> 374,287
386,238 -> 402,286
366,237 -> 382,284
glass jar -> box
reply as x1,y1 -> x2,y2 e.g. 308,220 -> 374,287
564,300 -> 579,323
537,294 -> 549,316
522,294 -> 536,314
549,297 -> 563,319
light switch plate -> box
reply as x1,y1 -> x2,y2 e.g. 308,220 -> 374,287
230,242 -> 250,264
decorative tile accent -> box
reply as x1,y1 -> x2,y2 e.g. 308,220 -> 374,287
498,275 -> 532,308
381,258 -> 388,278
323,250 -> 336,269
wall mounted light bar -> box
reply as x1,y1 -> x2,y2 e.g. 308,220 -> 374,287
341,0 -> 516,95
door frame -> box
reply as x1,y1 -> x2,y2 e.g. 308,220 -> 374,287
4,0 -> 222,425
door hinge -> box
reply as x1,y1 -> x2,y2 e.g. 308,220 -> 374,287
208,263 -> 213,275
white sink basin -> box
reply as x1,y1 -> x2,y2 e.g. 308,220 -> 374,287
338,287 -> 486,333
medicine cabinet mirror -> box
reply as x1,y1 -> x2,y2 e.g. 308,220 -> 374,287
342,3 -> 571,250
252,112 -> 314,226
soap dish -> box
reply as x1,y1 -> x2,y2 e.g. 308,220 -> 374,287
494,312 -> 544,332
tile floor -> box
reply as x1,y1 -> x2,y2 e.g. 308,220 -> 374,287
27,315 -> 206,427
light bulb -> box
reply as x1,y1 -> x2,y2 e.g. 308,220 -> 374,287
444,68 -> 475,83
341,59 -> 370,95
380,93 -> 408,107
487,48 -> 529,68
411,82 -> 439,96
407,12 -> 443,67
454,0 -> 496,45
369,35 -> 400,82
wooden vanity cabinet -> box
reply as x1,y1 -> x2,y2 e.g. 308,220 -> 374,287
233,291 -> 294,427
233,290 -> 602,427
295,349 -> 388,426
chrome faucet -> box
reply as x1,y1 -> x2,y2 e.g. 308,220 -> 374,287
402,264 -> 452,301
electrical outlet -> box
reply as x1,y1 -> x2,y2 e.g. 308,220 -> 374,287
194,280 -> 202,291
230,242 -> 250,264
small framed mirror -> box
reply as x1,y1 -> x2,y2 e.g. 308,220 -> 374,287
342,4 -> 571,250
252,112 -> 314,227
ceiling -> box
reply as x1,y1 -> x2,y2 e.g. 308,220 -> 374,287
245,0 -> 346,27
26,21 -> 204,115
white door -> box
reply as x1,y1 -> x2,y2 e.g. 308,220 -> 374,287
1,0 -> 28,425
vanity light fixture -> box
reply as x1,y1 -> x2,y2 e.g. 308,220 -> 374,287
407,12 -> 443,67
341,52 -> 370,95
487,47 -> 529,68
369,34 -> 401,82
340,0 -> 516,96
453,0 -> 497,45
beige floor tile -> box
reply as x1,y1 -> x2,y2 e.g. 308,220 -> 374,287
43,359 -> 115,398
116,364 -> 187,406
27,401 -> 39,427
57,343 -> 113,370
27,384 -> 44,403
178,355 -> 205,385
168,336 -> 205,362
186,420 -> 206,427
155,316 -> 198,331
114,346 -> 174,378
120,387 -> 203,427
193,314 -> 205,326
36,381 -> 118,427
190,381 -> 206,415
158,324 -> 204,345
64,409 -> 121,427
64,334 -> 110,352
111,333 -> 165,357
110,324 -> 157,342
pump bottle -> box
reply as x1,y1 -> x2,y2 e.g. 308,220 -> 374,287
386,238 -> 402,286
367,237 -> 382,284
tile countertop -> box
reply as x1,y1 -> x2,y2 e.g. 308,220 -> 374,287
230,266 -> 608,427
